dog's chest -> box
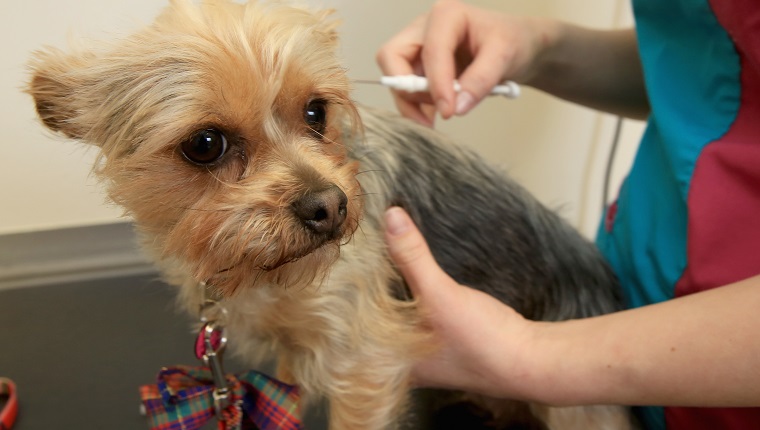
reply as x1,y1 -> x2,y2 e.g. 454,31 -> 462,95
218,225 -> 396,351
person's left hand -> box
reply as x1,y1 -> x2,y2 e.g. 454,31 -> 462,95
383,207 -> 536,398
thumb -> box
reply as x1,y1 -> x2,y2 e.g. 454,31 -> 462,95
383,207 -> 449,299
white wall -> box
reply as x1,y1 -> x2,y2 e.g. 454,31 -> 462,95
2,0 -> 168,235
1,0 -> 643,237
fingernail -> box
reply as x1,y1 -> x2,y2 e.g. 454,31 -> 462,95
455,91 -> 475,115
385,207 -> 412,236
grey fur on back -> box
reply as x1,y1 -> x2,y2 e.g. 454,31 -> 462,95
351,107 -> 622,321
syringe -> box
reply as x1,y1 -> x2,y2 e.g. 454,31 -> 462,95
355,74 -> 520,99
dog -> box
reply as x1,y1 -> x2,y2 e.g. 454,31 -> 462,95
27,0 -> 631,428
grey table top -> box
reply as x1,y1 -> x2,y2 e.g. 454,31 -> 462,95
0,274 -> 327,429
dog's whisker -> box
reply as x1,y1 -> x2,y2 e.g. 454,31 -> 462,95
249,239 -> 275,271
251,269 -> 265,288
172,206 -> 233,212
317,132 -> 341,146
352,222 -> 369,243
355,169 -> 386,177
207,169 -> 237,187
229,217 -> 257,262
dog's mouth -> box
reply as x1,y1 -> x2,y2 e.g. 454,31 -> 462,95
213,230 -> 347,276
258,239 -> 333,271
200,184 -> 360,291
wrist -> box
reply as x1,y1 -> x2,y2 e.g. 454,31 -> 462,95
484,315 -> 554,401
502,319 -> 564,403
520,18 -> 566,88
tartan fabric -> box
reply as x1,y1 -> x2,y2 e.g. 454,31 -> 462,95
140,366 -> 302,430
238,371 -> 302,430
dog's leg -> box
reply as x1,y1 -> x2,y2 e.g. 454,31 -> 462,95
323,322 -> 433,429
327,365 -> 412,430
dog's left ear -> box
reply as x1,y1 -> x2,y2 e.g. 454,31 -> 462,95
314,8 -> 341,48
26,49 -> 99,142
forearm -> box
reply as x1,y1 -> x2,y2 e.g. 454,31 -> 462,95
520,275 -> 760,407
528,24 -> 650,119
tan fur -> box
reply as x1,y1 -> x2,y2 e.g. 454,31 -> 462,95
27,1 -> 631,428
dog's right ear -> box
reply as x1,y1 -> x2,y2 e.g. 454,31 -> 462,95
27,49 -> 97,141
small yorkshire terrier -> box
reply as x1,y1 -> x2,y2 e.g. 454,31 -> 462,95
27,0 -> 631,428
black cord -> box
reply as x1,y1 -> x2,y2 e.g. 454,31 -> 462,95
602,116 -> 624,215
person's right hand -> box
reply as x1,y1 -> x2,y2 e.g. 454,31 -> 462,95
376,0 -> 557,126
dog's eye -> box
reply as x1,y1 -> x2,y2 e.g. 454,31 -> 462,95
181,129 -> 228,165
304,99 -> 327,136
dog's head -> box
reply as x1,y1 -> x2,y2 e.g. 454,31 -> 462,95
27,0 -> 364,294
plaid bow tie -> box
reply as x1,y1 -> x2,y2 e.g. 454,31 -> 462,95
140,365 -> 302,430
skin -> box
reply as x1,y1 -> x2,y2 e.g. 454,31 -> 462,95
384,207 -> 760,407
378,0 -> 760,408
375,0 -> 649,125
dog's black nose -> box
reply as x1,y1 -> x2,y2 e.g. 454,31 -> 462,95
292,185 -> 348,237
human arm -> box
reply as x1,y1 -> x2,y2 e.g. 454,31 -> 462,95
376,0 -> 650,125
383,206 -> 760,406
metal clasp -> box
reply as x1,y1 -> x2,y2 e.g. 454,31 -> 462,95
196,281 -> 232,420
202,322 -> 230,418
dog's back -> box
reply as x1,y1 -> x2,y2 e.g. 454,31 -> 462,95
354,107 -> 623,321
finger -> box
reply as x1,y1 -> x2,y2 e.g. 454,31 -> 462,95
393,94 -> 436,127
383,207 -> 449,298
420,103 -> 438,126
377,16 -> 437,125
376,13 -> 428,77
390,90 -> 437,126
376,40 -> 419,77
453,42 -> 513,115
421,1 -> 467,119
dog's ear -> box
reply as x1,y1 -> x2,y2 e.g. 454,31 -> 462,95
27,49 -> 98,141
314,8 -> 341,48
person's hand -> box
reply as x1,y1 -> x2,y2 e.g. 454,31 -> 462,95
383,207 -> 536,398
376,0 -> 556,126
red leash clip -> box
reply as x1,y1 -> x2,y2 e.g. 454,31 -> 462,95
0,378 -> 18,430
